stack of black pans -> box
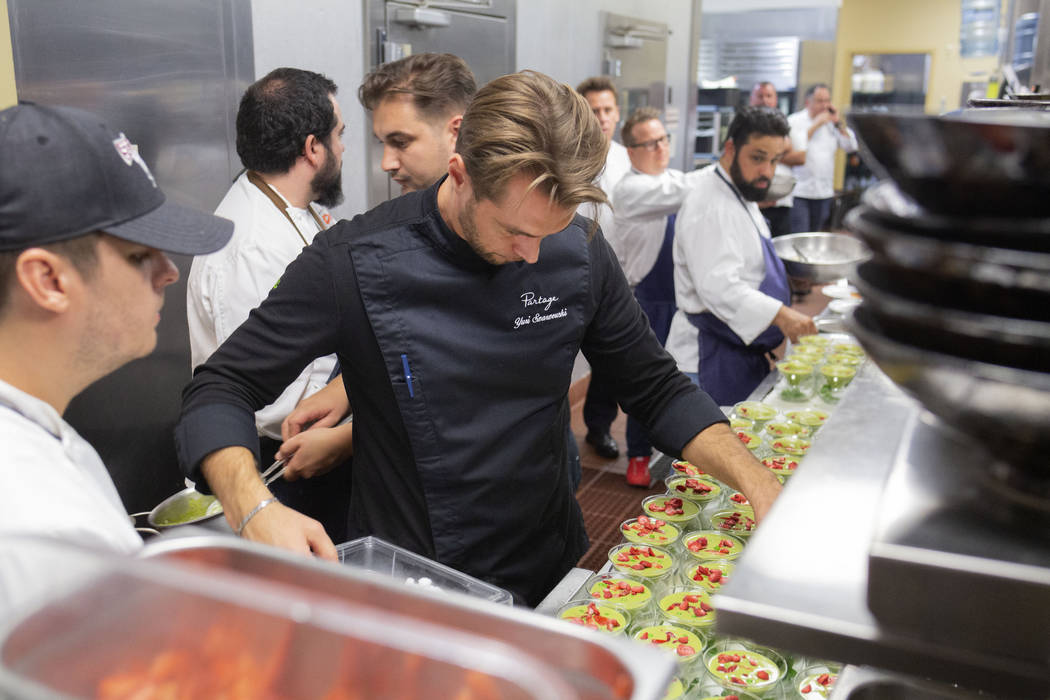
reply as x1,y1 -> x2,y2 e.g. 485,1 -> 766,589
844,110 -> 1050,481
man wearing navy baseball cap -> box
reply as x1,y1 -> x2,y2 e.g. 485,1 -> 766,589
0,103 -> 232,612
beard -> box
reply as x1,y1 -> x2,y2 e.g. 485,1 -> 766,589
457,196 -> 507,265
730,152 -> 771,202
311,141 -> 344,208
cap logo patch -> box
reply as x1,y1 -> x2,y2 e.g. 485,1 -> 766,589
112,133 -> 158,188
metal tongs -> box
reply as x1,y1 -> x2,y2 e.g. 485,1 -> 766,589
260,457 -> 286,486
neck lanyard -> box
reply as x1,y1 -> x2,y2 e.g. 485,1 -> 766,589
714,166 -> 768,241
246,171 -> 327,246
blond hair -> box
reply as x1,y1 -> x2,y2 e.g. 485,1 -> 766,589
456,71 -> 608,220
621,106 -> 662,146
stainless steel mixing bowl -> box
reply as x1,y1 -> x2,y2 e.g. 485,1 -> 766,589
772,232 -> 871,283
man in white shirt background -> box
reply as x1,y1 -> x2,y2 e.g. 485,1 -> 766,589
0,103 -> 231,613
186,67 -> 352,540
749,81 -> 804,238
609,107 -> 702,486
575,76 -> 632,463
666,106 -> 817,405
787,83 -> 858,233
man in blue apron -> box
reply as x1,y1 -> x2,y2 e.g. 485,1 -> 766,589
176,73 -> 783,606
666,106 -> 817,406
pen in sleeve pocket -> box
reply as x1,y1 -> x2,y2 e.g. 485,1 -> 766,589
400,353 -> 415,398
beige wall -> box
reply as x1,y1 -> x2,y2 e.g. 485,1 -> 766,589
0,0 -> 15,108
834,0 -> 1001,115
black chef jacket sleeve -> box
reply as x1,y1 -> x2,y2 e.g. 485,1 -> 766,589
175,234 -> 344,485
580,227 -> 726,455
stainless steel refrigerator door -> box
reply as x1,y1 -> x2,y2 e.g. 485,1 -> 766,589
365,0 -> 516,208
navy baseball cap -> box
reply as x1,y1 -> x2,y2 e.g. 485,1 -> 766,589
0,102 -> 233,254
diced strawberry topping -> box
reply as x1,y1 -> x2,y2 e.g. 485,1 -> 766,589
818,673 -> 831,686
730,676 -> 745,685
677,645 -> 694,656
756,670 -> 769,681
801,684 -> 812,693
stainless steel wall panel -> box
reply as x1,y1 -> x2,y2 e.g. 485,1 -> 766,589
7,0 -> 253,513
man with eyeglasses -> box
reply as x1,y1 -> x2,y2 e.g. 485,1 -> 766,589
607,107 -> 703,486
665,106 -> 817,405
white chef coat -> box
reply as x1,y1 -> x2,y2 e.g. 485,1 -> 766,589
0,378 -> 142,618
588,140 -> 633,241
787,109 -> 859,200
665,164 -> 784,373
609,167 -> 704,287
187,172 -> 338,440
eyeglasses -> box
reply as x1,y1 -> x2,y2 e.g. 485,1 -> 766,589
628,134 -> 671,151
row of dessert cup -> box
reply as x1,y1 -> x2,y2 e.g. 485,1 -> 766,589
556,588 -> 839,699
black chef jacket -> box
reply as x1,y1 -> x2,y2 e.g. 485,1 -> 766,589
176,179 -> 726,605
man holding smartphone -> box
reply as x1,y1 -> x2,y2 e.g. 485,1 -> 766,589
786,83 -> 858,233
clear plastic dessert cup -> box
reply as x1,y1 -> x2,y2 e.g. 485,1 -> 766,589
761,454 -> 802,480
731,401 -> 778,429
818,363 -> 857,403
708,507 -> 758,539
671,459 -> 707,477
792,662 -> 841,698
664,475 -> 722,505
660,676 -> 687,700
769,435 -> 812,457
608,544 -> 676,595
681,530 -> 746,562
556,599 -> 629,636
763,420 -> 811,440
796,334 -> 832,348
581,573 -> 657,627
729,416 -> 755,431
784,408 -> 829,434
657,587 -> 718,641
620,516 -> 682,548
733,428 -> 766,455
830,342 -> 864,357
702,639 -> 788,697
632,623 -> 705,673
643,495 -> 701,530
825,352 -> 862,367
679,559 -> 735,593
777,359 -> 815,402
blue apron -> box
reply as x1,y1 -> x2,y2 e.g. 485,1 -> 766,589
687,169 -> 791,406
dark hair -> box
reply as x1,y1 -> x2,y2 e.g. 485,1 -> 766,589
621,106 -> 662,146
805,83 -> 831,99
358,53 -> 476,121
236,67 -> 338,174
575,76 -> 619,102
725,106 -> 790,148
0,233 -> 100,316
456,71 -> 608,215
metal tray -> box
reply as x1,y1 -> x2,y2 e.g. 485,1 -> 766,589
140,535 -> 676,700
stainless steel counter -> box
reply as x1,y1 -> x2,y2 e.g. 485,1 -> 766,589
714,361 -> 1047,697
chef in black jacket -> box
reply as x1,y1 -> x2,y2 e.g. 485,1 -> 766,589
176,71 -> 782,606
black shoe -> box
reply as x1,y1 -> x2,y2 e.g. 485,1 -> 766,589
585,431 -> 620,459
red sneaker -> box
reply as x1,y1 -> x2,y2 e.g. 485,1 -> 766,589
626,456 -> 651,487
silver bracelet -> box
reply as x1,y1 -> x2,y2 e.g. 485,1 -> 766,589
235,497 -> 278,536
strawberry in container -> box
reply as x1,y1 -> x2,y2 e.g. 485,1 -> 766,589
643,495 -> 701,530
664,475 -> 722,505
679,559 -> 735,593
556,600 -> 629,636
620,516 -> 681,548
682,530 -> 746,562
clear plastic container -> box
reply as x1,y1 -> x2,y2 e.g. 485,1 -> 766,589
632,624 -> 705,672
761,454 -> 802,479
796,334 -> 832,348
607,543 -> 677,593
818,363 -> 857,403
733,428 -> 766,454
707,507 -> 758,539
729,416 -> 755,431
555,599 -> 629,636
763,420 -> 811,440
681,530 -> 746,562
792,661 -> 841,698
702,639 -> 788,697
661,676 -> 688,699
664,475 -> 723,505
336,536 -> 513,605
777,360 -> 815,403
671,459 -> 707,477
784,408 -> 829,433
731,401 -> 778,428
581,573 -> 657,622
620,516 -> 682,548
678,559 -> 735,593
656,587 -> 717,640
769,435 -> 812,457
642,494 -> 702,530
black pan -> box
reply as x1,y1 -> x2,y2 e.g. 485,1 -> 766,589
845,206 -> 1050,307
859,181 -> 1050,248
848,111 -> 1050,218
853,261 -> 1050,372
848,305 -> 1050,468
